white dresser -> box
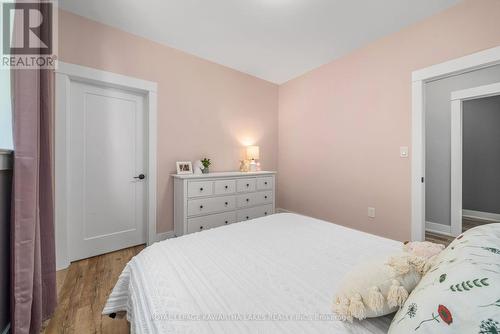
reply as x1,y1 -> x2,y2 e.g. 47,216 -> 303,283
173,171 -> 276,236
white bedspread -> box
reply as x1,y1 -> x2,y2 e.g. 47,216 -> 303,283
103,213 -> 401,333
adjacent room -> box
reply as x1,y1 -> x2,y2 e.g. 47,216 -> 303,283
1,0 -> 500,333
462,95 -> 500,227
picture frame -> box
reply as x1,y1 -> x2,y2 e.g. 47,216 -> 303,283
176,161 -> 193,174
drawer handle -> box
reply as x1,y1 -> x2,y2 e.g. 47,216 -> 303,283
246,198 -> 250,202
225,185 -> 228,189
200,226 -> 204,230
199,205 -> 204,209
200,187 -> 204,191
225,202 -> 228,206
264,196 -> 268,199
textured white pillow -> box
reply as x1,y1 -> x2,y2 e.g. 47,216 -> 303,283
333,253 -> 425,322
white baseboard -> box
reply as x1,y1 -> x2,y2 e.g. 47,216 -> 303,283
276,208 -> 291,213
462,209 -> 500,223
156,231 -> 176,242
425,221 -> 452,236
276,208 -> 300,214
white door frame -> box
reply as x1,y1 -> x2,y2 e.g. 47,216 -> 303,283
450,82 -> 500,236
55,61 -> 158,270
411,46 -> 500,241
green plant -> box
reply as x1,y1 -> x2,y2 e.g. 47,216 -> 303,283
201,158 -> 211,168
449,278 -> 489,292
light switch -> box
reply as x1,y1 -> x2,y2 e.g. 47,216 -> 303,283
368,207 -> 375,218
400,146 -> 409,158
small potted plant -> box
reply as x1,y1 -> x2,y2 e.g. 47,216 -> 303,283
201,158 -> 211,174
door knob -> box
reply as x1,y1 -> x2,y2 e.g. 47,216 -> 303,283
134,174 -> 146,180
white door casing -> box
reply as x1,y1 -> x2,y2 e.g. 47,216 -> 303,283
55,62 -> 158,270
411,46 -> 500,241
68,82 -> 146,261
450,82 -> 500,237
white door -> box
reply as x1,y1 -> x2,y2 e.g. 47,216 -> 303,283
68,81 -> 146,261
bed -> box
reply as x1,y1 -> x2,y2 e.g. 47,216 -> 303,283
103,213 -> 402,333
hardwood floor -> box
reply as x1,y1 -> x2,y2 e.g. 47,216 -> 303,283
425,231 -> 454,246
43,245 -> 144,334
425,217 -> 494,246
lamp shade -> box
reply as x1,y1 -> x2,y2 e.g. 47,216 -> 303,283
246,146 -> 260,160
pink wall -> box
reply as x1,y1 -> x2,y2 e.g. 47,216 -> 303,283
59,0 -> 500,240
278,0 -> 500,241
58,10 -> 279,233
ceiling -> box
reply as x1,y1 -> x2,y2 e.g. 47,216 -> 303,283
59,0 -> 460,84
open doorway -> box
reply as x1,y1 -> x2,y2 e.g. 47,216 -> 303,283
424,66 -> 500,246
411,47 -> 500,246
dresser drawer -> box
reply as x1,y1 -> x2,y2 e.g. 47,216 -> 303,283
257,177 -> 273,190
187,181 -> 213,198
187,196 -> 236,216
236,178 -> 256,192
214,179 -> 236,195
237,204 -> 274,221
187,211 -> 237,233
237,191 -> 273,208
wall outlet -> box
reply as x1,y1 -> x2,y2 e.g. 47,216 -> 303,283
368,207 -> 376,218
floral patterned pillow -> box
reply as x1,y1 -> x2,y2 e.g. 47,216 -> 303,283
388,223 -> 500,334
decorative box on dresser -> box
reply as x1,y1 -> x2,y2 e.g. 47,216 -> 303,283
172,171 -> 276,236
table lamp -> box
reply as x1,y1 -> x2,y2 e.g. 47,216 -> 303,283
246,146 -> 259,172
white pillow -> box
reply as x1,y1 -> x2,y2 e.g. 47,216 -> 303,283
333,253 -> 425,322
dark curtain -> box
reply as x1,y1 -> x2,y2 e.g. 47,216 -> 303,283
10,1 -> 57,333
